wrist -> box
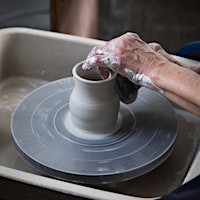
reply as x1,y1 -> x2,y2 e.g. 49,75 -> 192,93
147,60 -> 176,89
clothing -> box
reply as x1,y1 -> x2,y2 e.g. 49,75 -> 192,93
176,41 -> 200,61
159,41 -> 200,200
158,175 -> 200,200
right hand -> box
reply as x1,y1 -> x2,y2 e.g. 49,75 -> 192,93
82,32 -> 167,81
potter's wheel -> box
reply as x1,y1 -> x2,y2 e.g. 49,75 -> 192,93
11,77 -> 177,184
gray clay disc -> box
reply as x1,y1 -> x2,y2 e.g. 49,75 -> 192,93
11,77 -> 177,184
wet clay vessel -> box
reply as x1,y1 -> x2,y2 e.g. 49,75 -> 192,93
67,62 -> 121,139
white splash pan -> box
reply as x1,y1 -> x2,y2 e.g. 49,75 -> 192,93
0,28 -> 199,199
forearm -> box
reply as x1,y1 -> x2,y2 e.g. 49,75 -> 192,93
170,55 -> 200,73
149,61 -> 200,114
163,90 -> 200,116
82,32 -> 200,116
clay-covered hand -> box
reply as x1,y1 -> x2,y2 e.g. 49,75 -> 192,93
83,32 -> 167,76
82,32 -> 166,92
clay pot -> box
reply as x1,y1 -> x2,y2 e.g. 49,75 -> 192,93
68,62 -> 120,139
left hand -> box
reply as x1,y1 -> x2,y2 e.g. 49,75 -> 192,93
148,42 -> 200,74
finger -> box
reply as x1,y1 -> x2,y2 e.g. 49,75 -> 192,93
82,55 -> 117,70
87,46 -> 104,57
148,42 -> 176,63
82,55 -> 104,70
116,74 -> 140,104
99,67 -> 110,79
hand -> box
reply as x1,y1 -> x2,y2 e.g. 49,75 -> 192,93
148,42 -> 200,74
82,32 -> 200,115
82,32 -> 166,80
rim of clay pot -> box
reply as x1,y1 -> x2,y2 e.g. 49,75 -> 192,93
72,61 -> 117,83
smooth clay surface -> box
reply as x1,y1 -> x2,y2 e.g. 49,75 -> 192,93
68,63 -> 121,139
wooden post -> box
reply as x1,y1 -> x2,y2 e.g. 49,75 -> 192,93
50,0 -> 98,38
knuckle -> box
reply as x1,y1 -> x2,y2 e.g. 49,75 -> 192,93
125,32 -> 140,39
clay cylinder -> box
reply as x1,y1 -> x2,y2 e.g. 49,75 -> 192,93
68,62 -> 120,139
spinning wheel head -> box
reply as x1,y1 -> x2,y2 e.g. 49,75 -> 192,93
11,76 -> 177,184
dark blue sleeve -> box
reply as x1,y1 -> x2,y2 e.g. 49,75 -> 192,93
176,41 -> 200,61
158,175 -> 200,200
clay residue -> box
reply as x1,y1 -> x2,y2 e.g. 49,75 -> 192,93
0,76 -> 47,114
0,76 -> 48,173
